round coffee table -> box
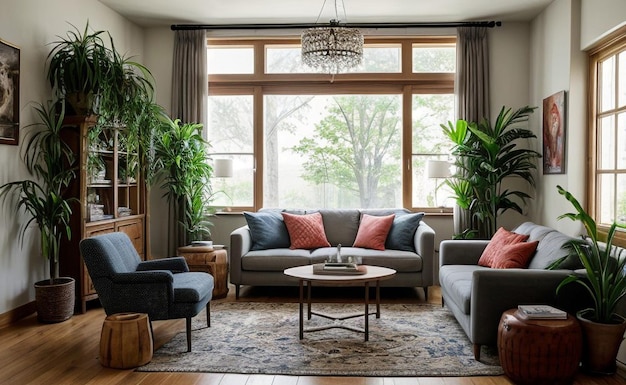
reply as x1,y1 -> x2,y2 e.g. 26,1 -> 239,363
284,264 -> 396,341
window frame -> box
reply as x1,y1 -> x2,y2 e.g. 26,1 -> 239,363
208,37 -> 456,213
588,26 -> 626,247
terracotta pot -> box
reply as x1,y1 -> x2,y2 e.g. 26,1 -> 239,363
34,277 -> 75,323
577,311 -> 626,375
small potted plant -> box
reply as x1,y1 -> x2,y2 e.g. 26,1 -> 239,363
551,185 -> 626,374
0,99 -> 78,322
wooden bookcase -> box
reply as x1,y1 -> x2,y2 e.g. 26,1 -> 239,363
60,116 -> 146,313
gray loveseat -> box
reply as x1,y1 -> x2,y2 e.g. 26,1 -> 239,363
230,208 -> 435,299
439,222 -> 586,360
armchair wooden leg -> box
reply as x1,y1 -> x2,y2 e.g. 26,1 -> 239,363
206,302 -> 211,328
235,285 -> 240,299
423,286 -> 428,300
473,343 -> 481,361
186,317 -> 192,352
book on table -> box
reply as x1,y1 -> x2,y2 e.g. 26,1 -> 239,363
312,263 -> 367,275
517,305 -> 567,319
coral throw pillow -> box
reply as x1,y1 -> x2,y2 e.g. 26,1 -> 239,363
491,241 -> 539,269
353,214 -> 395,250
478,227 -> 530,267
281,212 -> 331,249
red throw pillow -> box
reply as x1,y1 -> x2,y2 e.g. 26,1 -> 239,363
281,212 -> 331,249
353,214 -> 395,250
478,227 -> 530,267
491,241 -> 539,269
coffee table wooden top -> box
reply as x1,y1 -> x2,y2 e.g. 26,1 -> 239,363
284,264 -> 396,283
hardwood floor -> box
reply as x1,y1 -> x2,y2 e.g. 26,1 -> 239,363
1,285 -> 625,385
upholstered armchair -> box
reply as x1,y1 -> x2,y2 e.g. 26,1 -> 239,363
79,232 -> 214,352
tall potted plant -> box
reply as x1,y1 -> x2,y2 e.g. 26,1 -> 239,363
154,118 -> 215,251
441,105 -> 541,239
0,100 -> 78,322
551,186 -> 626,374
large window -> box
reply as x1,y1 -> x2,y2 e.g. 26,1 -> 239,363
207,38 -> 455,212
589,29 -> 626,245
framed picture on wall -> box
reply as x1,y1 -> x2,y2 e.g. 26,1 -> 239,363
0,38 -> 20,145
542,90 -> 566,174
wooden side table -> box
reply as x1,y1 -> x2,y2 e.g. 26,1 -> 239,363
498,308 -> 582,385
176,246 -> 229,299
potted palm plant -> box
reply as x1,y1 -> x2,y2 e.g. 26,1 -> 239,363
441,105 -> 541,239
551,186 -> 626,374
154,118 -> 215,251
0,99 -> 78,323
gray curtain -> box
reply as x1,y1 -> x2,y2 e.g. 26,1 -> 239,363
171,30 -> 208,133
455,27 -> 489,123
454,27 -> 490,235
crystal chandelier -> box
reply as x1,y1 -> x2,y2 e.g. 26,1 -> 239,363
301,0 -> 363,75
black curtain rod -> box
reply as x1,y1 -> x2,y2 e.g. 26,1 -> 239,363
170,20 -> 501,31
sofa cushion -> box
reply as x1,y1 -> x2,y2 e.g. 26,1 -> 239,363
282,212 -> 331,249
528,230 -> 580,269
319,209 -> 361,246
478,227 -> 529,267
243,211 -> 291,250
311,247 -> 423,272
241,249 -> 312,271
385,212 -> 425,252
491,241 -> 539,269
353,213 -> 395,250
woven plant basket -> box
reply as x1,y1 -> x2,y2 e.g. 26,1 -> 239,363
34,277 -> 75,323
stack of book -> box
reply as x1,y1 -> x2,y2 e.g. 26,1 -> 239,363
313,262 -> 367,275
517,305 -> 567,320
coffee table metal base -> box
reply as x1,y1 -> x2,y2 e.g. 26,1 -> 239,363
298,279 -> 382,341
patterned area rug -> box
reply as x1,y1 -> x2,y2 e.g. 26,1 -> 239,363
138,302 -> 503,377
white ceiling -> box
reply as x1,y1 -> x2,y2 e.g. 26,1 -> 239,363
99,0 -> 555,28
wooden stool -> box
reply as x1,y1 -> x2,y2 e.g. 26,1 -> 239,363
498,309 -> 582,385
177,246 -> 229,298
100,313 -> 153,369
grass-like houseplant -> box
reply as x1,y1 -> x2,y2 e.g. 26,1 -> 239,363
46,21 -> 111,115
551,185 -> 626,374
154,118 -> 215,250
441,105 -> 541,239
0,100 -> 78,322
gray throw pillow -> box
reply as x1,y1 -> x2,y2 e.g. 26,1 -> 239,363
385,212 -> 425,252
244,211 -> 291,250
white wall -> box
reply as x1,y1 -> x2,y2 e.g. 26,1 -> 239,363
0,0 -> 144,314
529,0 -> 586,236
581,0 -> 626,50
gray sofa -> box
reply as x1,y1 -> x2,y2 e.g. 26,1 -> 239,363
439,222 -> 586,360
230,208 -> 435,299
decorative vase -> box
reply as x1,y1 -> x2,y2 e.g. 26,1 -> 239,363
577,311 -> 626,375
34,277 -> 75,323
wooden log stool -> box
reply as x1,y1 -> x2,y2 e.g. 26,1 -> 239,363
100,313 -> 153,369
176,246 -> 229,298
498,308 -> 582,385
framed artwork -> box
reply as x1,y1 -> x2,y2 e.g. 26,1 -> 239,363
542,90 -> 566,174
0,39 -> 20,145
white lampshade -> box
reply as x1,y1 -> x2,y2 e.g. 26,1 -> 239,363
213,158 -> 233,178
427,160 -> 452,179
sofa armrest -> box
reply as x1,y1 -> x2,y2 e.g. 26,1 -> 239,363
439,240 -> 489,266
230,225 -> 252,284
415,221 -> 435,286
469,268 -> 575,346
